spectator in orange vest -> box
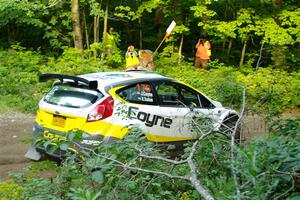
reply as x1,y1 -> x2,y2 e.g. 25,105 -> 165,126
195,39 -> 211,69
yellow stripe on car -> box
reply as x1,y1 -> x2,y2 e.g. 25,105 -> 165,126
145,133 -> 193,142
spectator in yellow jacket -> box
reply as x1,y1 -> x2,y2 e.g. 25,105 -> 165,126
125,45 -> 140,70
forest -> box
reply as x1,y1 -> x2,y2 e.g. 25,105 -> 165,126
0,0 -> 299,199
0,0 -> 299,68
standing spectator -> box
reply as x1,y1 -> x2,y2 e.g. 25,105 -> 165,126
195,39 -> 211,69
104,27 -> 115,56
125,45 -> 140,70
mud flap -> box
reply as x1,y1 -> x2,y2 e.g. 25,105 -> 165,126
24,146 -> 42,161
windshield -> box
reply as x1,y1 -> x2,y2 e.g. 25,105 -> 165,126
43,85 -> 102,108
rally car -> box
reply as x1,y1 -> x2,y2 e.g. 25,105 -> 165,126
25,71 -> 240,160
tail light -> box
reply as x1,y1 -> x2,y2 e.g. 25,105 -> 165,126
87,96 -> 114,122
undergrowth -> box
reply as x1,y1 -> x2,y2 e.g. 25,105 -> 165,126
0,46 -> 299,199
0,117 -> 299,199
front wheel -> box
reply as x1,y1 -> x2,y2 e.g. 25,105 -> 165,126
219,115 -> 241,144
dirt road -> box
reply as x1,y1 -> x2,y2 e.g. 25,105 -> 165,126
0,113 -> 34,180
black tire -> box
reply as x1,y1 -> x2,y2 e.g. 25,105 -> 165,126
220,115 -> 241,144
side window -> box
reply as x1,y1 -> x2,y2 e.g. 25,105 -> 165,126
116,82 -> 154,104
156,83 -> 181,106
155,82 -> 214,108
180,86 -> 214,108
198,94 -> 214,108
180,87 -> 201,107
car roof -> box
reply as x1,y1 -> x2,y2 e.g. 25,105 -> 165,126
79,71 -> 172,89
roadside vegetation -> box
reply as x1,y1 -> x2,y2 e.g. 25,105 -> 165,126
0,46 -> 299,200
0,0 -> 299,199
0,115 -> 299,199
0,46 -> 299,117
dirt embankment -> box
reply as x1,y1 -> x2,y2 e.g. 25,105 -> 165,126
0,113 -> 34,180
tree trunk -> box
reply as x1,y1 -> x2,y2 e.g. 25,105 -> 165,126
272,0 -> 282,10
71,0 -> 83,49
94,16 -> 100,43
239,40 -> 247,66
7,25 -> 11,45
82,10 -> 90,49
178,34 -> 184,63
222,40 -> 226,55
8,23 -> 16,45
139,17 -> 143,49
271,0 -> 286,68
272,45 -> 286,68
102,0 -> 109,44
101,0 -> 108,60
227,38 -> 233,56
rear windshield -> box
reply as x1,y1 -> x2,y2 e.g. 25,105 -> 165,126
43,85 -> 102,108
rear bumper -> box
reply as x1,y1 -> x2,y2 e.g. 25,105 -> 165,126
31,122 -> 120,159
33,122 -> 120,142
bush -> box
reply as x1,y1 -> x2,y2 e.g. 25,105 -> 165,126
236,117 -> 300,199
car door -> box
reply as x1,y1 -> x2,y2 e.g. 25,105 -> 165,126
115,81 -> 163,138
153,80 -> 218,140
178,85 -> 217,136
149,81 -> 196,141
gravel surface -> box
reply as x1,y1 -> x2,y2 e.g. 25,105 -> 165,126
0,113 -> 34,180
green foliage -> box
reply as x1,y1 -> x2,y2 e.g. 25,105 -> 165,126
236,117 -> 300,199
0,46 -> 112,113
269,116 -> 300,137
114,6 -> 136,21
67,188 -> 102,200
256,18 -> 294,45
0,179 -> 23,200
158,45 -> 180,64
279,8 -> 300,43
88,0 -> 104,17
204,20 -> 237,40
191,5 -> 217,26
43,11 -> 73,50
173,25 -> 190,35
2,117 -> 298,199
0,0 -> 299,199
0,0 -> 45,27
1,45 -> 298,115
134,0 -> 165,20
0,0 -> 299,68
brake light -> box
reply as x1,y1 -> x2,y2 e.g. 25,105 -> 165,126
87,96 -> 114,122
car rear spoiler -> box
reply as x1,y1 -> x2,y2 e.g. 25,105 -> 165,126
39,73 -> 98,89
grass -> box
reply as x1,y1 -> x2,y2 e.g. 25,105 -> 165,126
0,96 -> 15,113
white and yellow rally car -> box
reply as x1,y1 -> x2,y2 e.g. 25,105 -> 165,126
25,71 -> 239,160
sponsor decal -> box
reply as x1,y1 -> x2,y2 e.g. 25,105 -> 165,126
128,106 -> 173,128
81,140 -> 101,146
43,130 -> 65,142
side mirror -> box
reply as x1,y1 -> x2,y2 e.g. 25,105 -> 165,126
212,100 -> 222,107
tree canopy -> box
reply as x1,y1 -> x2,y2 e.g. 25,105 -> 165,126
0,0 -> 299,68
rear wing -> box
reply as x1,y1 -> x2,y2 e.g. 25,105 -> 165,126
39,73 -> 98,89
